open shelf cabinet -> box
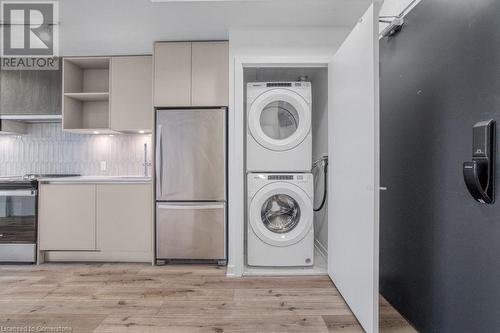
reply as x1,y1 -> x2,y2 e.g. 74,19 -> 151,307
62,57 -> 113,133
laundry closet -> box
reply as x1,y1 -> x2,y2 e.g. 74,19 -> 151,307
243,66 -> 329,276
228,3 -> 381,332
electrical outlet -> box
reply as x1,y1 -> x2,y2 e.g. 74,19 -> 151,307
100,161 -> 107,172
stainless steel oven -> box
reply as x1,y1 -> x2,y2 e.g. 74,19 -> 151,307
0,179 -> 37,263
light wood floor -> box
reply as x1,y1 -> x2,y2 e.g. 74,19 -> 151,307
0,264 -> 416,332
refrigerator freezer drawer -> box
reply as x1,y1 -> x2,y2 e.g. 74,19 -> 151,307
156,203 -> 226,260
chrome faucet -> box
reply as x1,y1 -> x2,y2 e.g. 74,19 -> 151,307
143,143 -> 152,177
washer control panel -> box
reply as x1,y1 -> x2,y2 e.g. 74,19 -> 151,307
267,175 -> 294,181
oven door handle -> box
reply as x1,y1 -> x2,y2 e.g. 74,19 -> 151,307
0,190 -> 37,196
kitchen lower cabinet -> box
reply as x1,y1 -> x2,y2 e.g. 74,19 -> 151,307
39,182 -> 153,262
39,184 -> 96,251
97,184 -> 152,253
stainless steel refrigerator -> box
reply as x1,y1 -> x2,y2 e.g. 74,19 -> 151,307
155,108 -> 226,264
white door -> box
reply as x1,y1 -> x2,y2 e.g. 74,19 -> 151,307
328,3 -> 381,333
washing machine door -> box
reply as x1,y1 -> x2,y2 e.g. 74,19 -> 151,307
248,89 -> 311,151
249,182 -> 313,247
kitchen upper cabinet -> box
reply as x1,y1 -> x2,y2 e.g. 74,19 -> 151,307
97,184 -> 152,253
153,41 -> 229,107
154,42 -> 192,107
62,55 -> 153,133
191,42 -> 229,107
110,56 -> 153,132
39,184 -> 96,251
62,57 -> 112,133
0,67 -> 61,115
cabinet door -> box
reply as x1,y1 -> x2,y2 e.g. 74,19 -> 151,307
154,42 -> 191,107
39,184 -> 96,251
110,56 -> 153,132
191,42 -> 229,107
96,184 -> 152,253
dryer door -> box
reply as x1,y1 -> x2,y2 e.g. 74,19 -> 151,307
248,89 -> 311,151
249,182 -> 313,247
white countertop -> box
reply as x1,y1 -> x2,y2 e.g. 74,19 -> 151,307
38,176 -> 152,184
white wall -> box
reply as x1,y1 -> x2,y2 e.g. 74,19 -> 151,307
58,0 -> 370,56
380,0 -> 419,16
227,26 -> 350,276
310,69 -> 329,254
229,27 -> 351,60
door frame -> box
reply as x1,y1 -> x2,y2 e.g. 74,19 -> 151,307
228,56 -> 330,277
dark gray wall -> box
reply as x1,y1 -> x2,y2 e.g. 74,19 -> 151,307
0,66 -> 61,115
379,0 -> 500,332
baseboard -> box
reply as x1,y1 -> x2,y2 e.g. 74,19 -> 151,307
44,250 -> 153,263
226,263 -> 242,277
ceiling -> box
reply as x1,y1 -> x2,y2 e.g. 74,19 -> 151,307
59,0 -> 371,56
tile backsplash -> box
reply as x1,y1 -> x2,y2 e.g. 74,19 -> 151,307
0,123 -> 152,177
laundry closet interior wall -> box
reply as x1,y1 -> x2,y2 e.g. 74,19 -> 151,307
243,66 -> 329,273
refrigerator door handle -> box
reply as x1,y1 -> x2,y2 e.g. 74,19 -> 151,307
157,203 -> 225,210
156,124 -> 163,197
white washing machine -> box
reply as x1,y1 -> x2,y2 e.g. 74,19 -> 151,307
247,173 -> 314,267
247,82 -> 312,172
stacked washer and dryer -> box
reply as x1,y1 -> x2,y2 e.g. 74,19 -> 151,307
246,81 -> 315,267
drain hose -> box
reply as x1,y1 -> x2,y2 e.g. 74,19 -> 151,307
312,156 -> 328,212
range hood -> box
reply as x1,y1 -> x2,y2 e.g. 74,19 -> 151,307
0,115 -> 61,134
0,119 -> 27,135
0,114 -> 62,122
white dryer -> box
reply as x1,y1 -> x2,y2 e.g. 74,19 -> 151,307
247,173 -> 314,267
247,82 -> 312,172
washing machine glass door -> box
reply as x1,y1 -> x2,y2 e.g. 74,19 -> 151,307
249,182 -> 313,247
249,89 -> 311,151
261,194 -> 301,234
